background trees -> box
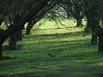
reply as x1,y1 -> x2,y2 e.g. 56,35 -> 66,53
63,0 -> 103,52
62,0 -> 84,27
84,0 -> 103,52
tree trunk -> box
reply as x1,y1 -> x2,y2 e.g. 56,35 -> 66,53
0,43 -> 3,57
9,41 -> 17,50
98,36 -> 103,52
9,34 -> 17,50
0,29 -> 4,57
16,30 -> 22,41
9,30 -> 23,50
67,11 -> 72,19
26,21 -> 34,35
0,18 -> 3,26
91,32 -> 98,45
76,18 -> 82,27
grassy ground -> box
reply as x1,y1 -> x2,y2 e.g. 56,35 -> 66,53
0,20 -> 103,77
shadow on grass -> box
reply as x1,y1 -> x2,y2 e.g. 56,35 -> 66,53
24,32 -> 82,39
1,31 -> 102,77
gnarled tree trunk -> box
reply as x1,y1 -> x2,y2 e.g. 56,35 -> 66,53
9,30 -> 22,50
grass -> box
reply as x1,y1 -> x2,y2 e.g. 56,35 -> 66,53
0,19 -> 103,77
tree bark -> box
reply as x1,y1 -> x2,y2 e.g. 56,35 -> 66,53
0,43 -> 3,57
0,17 -> 3,26
66,11 -> 72,19
9,34 -> 17,50
16,30 -> 22,41
0,29 -> 4,57
91,32 -> 97,45
76,18 -> 82,27
91,26 -> 98,45
26,21 -> 33,35
8,30 -> 22,50
98,36 -> 103,52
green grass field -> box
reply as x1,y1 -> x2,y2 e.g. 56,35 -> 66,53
0,20 -> 103,77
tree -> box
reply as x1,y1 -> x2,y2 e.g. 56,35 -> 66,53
0,0 -> 62,58
62,0 -> 84,27
84,0 -> 103,52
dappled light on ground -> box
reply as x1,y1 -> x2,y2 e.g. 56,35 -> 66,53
1,28 -> 103,77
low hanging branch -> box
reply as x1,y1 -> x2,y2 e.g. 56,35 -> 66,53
26,0 -> 61,34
